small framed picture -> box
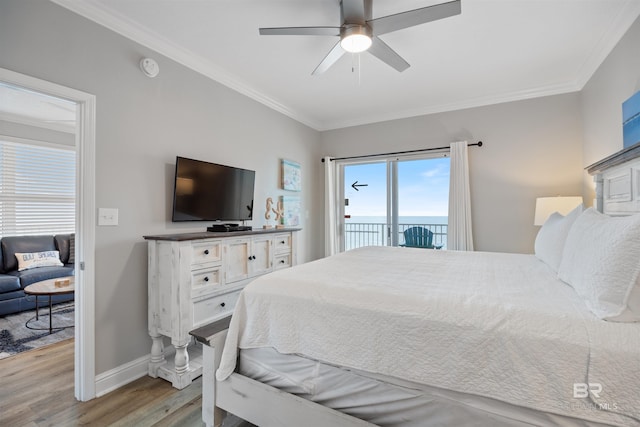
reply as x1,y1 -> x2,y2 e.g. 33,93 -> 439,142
281,195 -> 301,226
281,159 -> 301,191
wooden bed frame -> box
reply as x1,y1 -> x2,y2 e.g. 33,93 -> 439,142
190,144 -> 640,427
190,318 -> 375,427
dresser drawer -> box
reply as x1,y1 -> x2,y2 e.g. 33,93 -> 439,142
273,233 -> 292,254
192,290 -> 240,327
191,266 -> 223,298
274,253 -> 291,270
191,241 -> 222,266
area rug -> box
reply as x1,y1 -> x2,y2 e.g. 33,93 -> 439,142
0,302 -> 74,359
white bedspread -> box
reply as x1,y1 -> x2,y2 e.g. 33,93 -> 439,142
217,246 -> 640,426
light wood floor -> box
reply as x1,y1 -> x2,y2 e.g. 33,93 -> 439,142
0,339 -> 205,426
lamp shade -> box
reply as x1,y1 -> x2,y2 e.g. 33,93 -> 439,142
534,196 -> 583,226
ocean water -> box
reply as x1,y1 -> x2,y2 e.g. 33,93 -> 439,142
344,216 -> 448,250
347,216 -> 448,225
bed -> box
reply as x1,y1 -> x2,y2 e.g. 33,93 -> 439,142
190,147 -> 640,427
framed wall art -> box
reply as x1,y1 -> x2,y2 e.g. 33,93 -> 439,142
281,159 -> 301,191
281,195 -> 301,226
623,91 -> 640,148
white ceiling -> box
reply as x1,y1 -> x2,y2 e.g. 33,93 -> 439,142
52,0 -> 640,131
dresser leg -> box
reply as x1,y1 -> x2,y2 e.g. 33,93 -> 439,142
174,343 -> 189,374
171,342 -> 193,389
148,334 -> 165,377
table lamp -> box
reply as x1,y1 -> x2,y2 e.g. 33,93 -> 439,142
534,196 -> 583,226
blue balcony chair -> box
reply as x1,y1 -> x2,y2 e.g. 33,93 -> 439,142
401,227 -> 443,249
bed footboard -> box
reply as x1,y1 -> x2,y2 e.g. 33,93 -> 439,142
191,316 -> 376,427
216,372 -> 375,427
190,315 -> 232,427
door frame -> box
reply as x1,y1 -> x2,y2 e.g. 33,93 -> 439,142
0,67 -> 97,401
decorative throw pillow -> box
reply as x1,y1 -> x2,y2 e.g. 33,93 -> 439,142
534,204 -> 583,272
558,208 -> 640,321
15,251 -> 63,271
68,236 -> 75,264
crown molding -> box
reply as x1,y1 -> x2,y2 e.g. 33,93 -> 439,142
49,0 -> 323,131
319,81 -> 583,131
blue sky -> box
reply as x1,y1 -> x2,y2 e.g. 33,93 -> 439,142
344,157 -> 450,217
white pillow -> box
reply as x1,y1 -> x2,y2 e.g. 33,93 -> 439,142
558,208 -> 640,321
15,251 -> 63,271
534,204 -> 583,272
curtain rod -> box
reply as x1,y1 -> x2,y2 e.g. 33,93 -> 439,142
321,141 -> 483,162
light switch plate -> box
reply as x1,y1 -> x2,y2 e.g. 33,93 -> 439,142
98,208 -> 119,226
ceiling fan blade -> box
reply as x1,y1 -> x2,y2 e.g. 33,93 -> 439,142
312,41 -> 346,75
259,26 -> 341,36
368,37 -> 410,72
340,0 -> 371,24
367,0 -> 461,36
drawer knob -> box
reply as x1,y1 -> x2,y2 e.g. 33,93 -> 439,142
204,249 -> 210,255
220,302 -> 226,307
280,259 -> 285,264
204,276 -> 209,282
280,241 -> 285,244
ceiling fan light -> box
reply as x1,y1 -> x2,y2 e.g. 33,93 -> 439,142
340,34 -> 372,53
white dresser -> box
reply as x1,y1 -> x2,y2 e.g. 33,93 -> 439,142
144,228 -> 299,389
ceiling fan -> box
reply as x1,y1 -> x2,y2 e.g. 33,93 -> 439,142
259,0 -> 461,75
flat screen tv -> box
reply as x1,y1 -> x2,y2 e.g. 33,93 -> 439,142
172,156 -> 255,222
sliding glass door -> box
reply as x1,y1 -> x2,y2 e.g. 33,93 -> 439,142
342,156 -> 450,251
343,161 -> 388,250
396,157 -> 449,248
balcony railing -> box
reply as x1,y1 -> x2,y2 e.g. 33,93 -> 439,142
344,222 -> 448,251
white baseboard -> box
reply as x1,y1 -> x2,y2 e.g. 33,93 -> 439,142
95,353 -> 150,397
94,346 -> 178,397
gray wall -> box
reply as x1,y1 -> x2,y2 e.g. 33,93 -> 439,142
321,94 -> 584,253
0,0 -> 322,375
581,16 -> 640,200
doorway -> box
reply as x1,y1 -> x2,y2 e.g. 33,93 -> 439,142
342,155 -> 450,251
0,68 -> 96,401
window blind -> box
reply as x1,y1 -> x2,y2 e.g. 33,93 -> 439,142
0,138 -> 76,237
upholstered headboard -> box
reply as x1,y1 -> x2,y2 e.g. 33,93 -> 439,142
587,143 -> 640,216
